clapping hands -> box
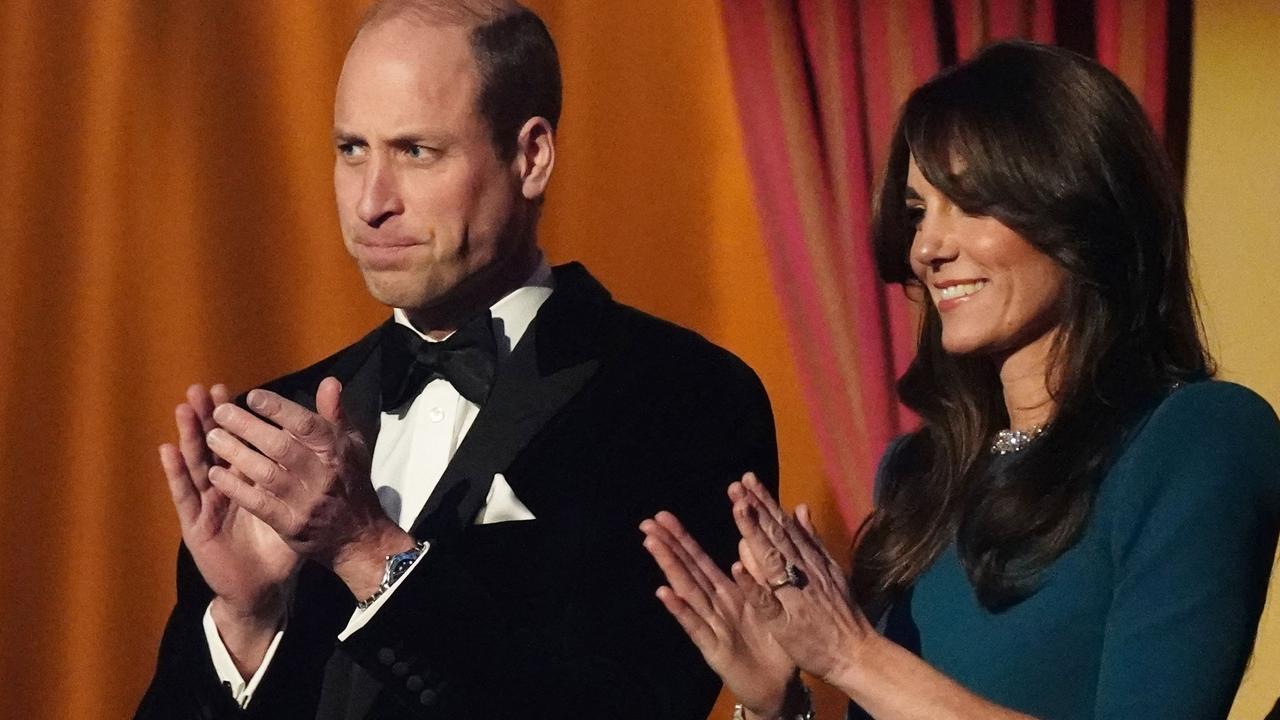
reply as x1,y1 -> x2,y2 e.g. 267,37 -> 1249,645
159,378 -> 411,674
640,509 -> 798,717
642,473 -> 876,716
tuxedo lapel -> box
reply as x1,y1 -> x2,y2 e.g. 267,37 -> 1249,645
319,266 -> 610,720
336,338 -> 383,452
273,321 -> 385,452
409,263 -> 611,540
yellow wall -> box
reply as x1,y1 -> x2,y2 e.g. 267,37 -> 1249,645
1187,2 -> 1280,718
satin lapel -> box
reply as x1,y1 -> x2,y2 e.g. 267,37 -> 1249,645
337,341 -> 383,452
274,321 -> 385,453
409,263 -> 610,540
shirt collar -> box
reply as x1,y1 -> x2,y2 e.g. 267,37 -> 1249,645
392,256 -> 555,359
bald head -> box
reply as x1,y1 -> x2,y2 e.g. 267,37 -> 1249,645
359,0 -> 521,36
350,0 -> 559,161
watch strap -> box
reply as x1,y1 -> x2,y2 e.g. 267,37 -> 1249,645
356,540 -> 427,610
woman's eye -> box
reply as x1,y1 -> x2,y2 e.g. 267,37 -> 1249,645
906,205 -> 925,228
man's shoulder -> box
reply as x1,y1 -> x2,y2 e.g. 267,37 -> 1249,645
254,322 -> 386,398
554,262 -> 763,390
604,302 -> 750,372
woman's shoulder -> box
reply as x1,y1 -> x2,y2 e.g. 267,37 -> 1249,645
1127,380 -> 1279,456
1103,379 -> 1280,516
1147,379 -> 1276,424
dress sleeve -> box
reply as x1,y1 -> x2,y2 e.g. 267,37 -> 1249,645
1093,383 -> 1280,719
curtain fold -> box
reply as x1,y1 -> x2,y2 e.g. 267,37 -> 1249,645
0,3 -> 832,718
721,0 -> 1192,532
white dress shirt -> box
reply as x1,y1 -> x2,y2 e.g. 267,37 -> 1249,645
204,261 -> 554,707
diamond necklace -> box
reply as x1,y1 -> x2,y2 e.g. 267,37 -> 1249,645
990,425 -> 1046,455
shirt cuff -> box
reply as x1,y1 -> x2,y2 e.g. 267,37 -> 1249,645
203,603 -> 286,709
337,541 -> 431,642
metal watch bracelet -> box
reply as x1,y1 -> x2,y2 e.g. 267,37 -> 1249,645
356,540 -> 427,610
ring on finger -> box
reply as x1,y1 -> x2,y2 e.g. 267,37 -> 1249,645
767,561 -> 808,592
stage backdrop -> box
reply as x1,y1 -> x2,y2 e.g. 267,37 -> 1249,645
0,2 -> 1275,720
0,2 -> 829,718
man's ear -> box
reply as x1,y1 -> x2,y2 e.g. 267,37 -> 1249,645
513,116 -> 555,200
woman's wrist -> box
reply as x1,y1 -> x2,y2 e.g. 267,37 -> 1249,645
822,626 -> 884,697
737,676 -> 813,720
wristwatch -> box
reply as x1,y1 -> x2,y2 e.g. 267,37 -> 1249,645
731,684 -> 814,720
357,540 -> 427,609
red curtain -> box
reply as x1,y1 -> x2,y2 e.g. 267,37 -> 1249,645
721,0 -> 1191,532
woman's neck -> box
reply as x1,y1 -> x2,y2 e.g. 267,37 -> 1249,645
995,329 -> 1060,431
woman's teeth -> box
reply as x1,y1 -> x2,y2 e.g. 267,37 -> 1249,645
939,280 -> 987,300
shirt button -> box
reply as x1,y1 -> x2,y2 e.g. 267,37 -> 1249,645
428,407 -> 445,423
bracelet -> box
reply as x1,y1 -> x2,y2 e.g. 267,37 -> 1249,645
357,540 -> 427,610
731,684 -> 814,720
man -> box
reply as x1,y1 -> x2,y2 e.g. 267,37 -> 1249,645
136,2 -> 778,719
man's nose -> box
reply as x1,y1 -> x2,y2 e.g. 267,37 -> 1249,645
356,158 -> 404,228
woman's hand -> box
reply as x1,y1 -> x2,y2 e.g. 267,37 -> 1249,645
730,473 -> 876,687
641,509 -> 799,718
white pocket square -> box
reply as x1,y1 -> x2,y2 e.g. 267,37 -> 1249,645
474,473 -> 536,524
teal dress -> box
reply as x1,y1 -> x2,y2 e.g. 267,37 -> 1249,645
871,381 -> 1280,719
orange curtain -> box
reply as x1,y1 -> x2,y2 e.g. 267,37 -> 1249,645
0,2 -> 831,719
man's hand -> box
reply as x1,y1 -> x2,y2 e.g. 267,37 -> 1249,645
160,383 -> 300,676
205,377 -> 414,601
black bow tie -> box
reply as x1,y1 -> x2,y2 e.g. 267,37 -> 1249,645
381,313 -> 498,410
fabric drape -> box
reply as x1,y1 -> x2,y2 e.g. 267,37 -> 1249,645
720,0 -> 1191,532
0,3 -> 828,719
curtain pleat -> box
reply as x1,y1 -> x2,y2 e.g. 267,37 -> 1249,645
721,0 -> 1191,533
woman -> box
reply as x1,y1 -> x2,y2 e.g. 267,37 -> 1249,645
641,41 -> 1280,719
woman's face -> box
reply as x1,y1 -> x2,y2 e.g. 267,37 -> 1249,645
906,155 -> 1069,357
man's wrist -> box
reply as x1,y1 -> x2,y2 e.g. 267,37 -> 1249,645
209,596 -> 286,679
210,591 -> 286,633
330,522 -> 417,600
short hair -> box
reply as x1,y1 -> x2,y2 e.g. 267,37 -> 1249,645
854,41 -> 1212,615
358,0 -> 562,161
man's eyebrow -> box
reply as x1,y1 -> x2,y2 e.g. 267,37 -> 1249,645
388,132 -> 451,147
332,129 -> 365,144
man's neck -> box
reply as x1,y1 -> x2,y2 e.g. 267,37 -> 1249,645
404,245 -> 543,339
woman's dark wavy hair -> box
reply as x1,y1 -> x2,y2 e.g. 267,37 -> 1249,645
851,40 -> 1213,615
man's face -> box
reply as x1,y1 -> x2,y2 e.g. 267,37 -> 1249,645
333,19 -> 525,316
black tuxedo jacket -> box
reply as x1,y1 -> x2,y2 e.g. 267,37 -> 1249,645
136,263 -> 779,720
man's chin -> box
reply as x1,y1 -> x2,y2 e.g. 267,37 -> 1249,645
360,270 -> 448,312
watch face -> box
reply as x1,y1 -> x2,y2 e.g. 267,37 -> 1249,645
386,545 -> 423,581
389,553 -> 417,576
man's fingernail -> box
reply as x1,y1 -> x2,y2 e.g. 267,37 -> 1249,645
207,428 -> 227,444
247,390 -> 266,410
